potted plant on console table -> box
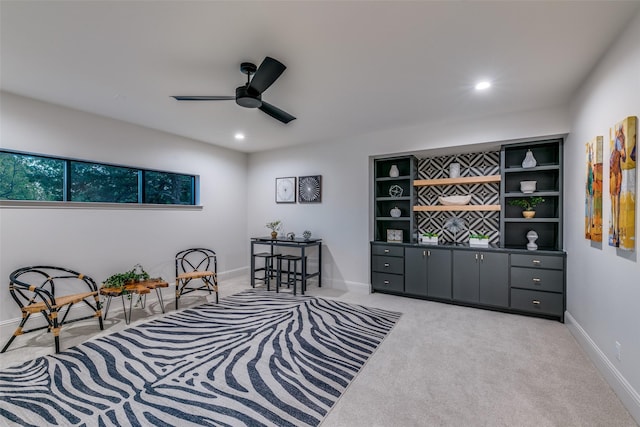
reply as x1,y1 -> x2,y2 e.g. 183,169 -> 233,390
508,196 -> 545,219
420,231 -> 439,245
469,232 -> 490,247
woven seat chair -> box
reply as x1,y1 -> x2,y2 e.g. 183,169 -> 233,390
2,266 -> 104,354
175,248 -> 218,309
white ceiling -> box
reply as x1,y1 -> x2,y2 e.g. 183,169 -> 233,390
2,1 -> 639,153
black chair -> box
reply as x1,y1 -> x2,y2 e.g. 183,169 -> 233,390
175,248 -> 218,309
2,266 -> 104,354
252,252 -> 278,290
276,255 -> 307,295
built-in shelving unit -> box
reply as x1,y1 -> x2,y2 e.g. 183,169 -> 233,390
374,156 -> 417,243
500,139 -> 563,251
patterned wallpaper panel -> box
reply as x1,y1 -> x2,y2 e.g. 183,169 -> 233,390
417,151 -> 500,244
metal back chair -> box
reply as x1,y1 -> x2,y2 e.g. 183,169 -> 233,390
175,248 -> 218,309
2,266 -> 104,354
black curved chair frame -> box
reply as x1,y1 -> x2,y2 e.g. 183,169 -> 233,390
2,266 -> 104,354
175,248 -> 218,309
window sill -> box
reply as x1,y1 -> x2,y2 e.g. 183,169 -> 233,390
0,200 -> 203,210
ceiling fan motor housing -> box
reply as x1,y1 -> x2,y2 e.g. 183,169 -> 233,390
236,86 -> 262,108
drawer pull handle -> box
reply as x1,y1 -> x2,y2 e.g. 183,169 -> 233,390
532,260 -> 541,265
384,263 -> 390,267
532,300 -> 541,305
384,249 -> 390,253
532,278 -> 541,283
384,280 -> 390,285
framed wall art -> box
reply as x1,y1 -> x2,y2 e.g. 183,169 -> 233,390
585,136 -> 603,242
275,177 -> 296,203
608,116 -> 636,250
298,175 -> 322,203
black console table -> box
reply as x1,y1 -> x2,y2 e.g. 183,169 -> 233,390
250,237 -> 322,291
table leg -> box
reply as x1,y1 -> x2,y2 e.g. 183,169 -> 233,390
121,295 -> 129,325
318,242 -> 322,287
250,241 -> 256,288
155,288 -> 166,313
103,295 -> 113,320
301,246 -> 306,295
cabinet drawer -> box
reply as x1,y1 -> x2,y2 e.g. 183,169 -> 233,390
511,267 -> 563,293
511,254 -> 563,270
372,244 -> 404,257
510,289 -> 563,317
372,272 -> 404,293
372,255 -> 404,274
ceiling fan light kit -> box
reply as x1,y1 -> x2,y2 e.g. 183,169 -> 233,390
172,56 -> 296,124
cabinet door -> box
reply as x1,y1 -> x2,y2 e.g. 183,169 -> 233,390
404,247 -> 427,296
479,251 -> 509,307
452,251 -> 479,303
427,249 -> 452,300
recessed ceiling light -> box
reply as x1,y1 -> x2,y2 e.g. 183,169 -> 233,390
475,81 -> 491,91
234,133 -> 245,140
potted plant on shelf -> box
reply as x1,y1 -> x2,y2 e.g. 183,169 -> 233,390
420,231 -> 439,245
469,232 -> 490,247
266,220 -> 282,239
508,196 -> 545,219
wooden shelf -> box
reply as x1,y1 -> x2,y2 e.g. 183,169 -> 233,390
413,204 -> 501,212
414,175 -> 501,187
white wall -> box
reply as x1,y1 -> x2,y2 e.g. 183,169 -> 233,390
564,10 -> 640,422
0,92 -> 249,322
247,105 -> 570,291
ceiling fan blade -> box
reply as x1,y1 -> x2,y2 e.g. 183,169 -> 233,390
172,96 -> 235,101
248,57 -> 286,95
259,101 -> 296,124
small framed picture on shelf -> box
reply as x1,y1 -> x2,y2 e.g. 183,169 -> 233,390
387,229 -> 403,243
275,177 -> 296,203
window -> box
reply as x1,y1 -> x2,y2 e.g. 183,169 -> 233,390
0,150 -> 197,206
0,151 -> 64,201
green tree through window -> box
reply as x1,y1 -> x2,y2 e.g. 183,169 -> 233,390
145,171 -> 194,205
0,152 -> 64,200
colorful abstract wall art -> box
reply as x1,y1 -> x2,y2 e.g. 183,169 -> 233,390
608,116 -> 637,250
585,136 -> 603,242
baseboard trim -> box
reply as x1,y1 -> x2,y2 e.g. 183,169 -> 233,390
565,311 -> 640,424
324,279 -> 370,293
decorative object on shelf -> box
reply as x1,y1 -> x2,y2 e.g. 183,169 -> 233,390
390,206 -> 401,218
302,230 -> 312,240
526,230 -> 539,250
266,220 -> 282,238
520,180 -> 536,194
386,229 -> 403,243
449,162 -> 460,178
388,184 -> 403,197
508,196 -> 545,219
521,149 -> 537,168
420,232 -> 439,245
275,177 -> 296,203
286,232 -> 296,240
444,216 -> 466,243
438,195 -> 471,206
608,116 -> 636,250
298,175 -> 322,203
469,232 -> 490,247
389,164 -> 400,178
585,136 -> 603,242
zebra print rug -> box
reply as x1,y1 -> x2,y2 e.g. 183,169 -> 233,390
0,290 -> 400,426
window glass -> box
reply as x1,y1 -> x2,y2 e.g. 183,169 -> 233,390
145,171 -> 194,205
70,161 -> 138,203
0,152 -> 64,201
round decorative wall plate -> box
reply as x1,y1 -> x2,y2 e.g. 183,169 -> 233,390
298,175 -> 322,203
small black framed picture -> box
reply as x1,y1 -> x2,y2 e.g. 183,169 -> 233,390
275,177 -> 296,203
298,175 -> 322,203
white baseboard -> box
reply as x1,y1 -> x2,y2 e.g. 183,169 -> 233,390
565,311 -> 640,424
324,278 -> 370,294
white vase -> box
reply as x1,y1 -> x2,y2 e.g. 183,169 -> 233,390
526,230 -> 539,250
449,162 -> 460,178
390,206 -> 401,218
522,150 -> 537,168
389,164 -> 399,178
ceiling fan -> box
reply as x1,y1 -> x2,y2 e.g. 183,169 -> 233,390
172,56 -> 296,124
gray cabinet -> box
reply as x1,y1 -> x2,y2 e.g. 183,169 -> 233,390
404,247 -> 451,299
371,243 -> 404,293
453,250 -> 509,307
